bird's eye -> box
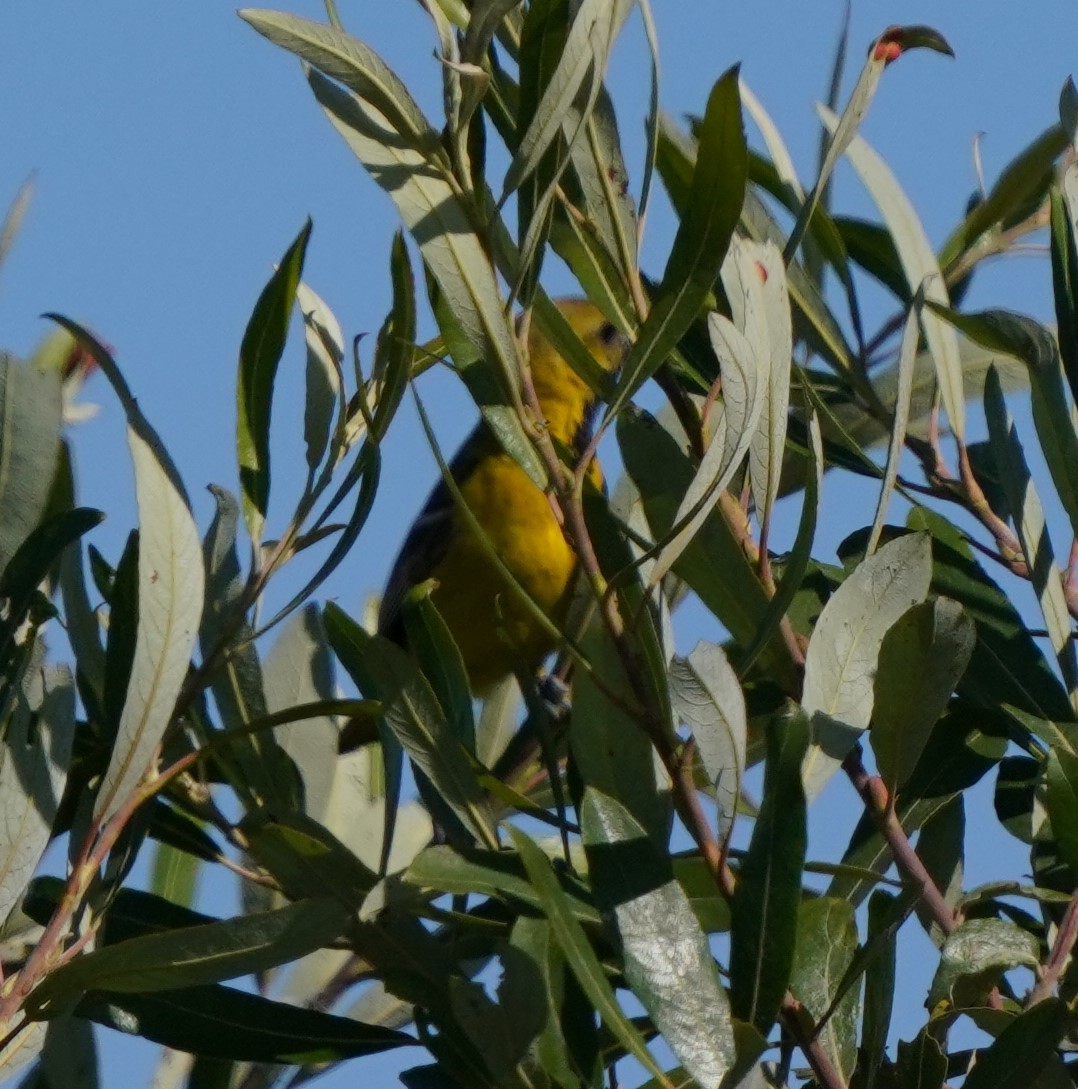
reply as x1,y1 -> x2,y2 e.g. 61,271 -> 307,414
597,321 -> 620,346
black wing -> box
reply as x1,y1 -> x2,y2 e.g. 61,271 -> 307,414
377,423 -> 489,645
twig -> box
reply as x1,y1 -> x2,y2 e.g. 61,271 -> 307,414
1027,890 -> 1078,1007
842,747 -> 957,936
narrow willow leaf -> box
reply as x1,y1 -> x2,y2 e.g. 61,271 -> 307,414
932,306 -> 1078,540
740,80 -> 803,198
501,0 -> 632,200
896,1029 -> 947,1089
1050,188 -> 1078,408
872,598 -> 976,793
866,298 -> 920,554
649,311 -> 764,585
325,603 -> 497,850
507,826 -> 668,1084
304,69 -> 545,487
240,11 -> 442,153
910,507 -> 1076,727
77,984 -> 412,1064
242,812 -> 377,907
371,230 -> 417,443
790,898 -> 858,1083
46,319 -> 205,825
802,533 -> 931,798
27,1014 -> 99,1089
296,278 -> 344,476
785,34 -> 891,263
984,367 -> 1078,709
26,899 -> 350,1018
617,406 -> 799,694
927,918 -> 1039,1010
0,176 -> 33,276
669,642 -> 745,843
939,124 -> 1068,273
636,0 -> 660,228
236,220 -> 312,541
0,353 -> 62,578
961,999 -> 1072,1089
199,485 -> 298,812
819,105 -> 964,438
0,1022 -> 46,1081
571,622 -> 667,849
400,583 -> 475,755
608,65 -> 746,418
742,239 -> 792,532
1046,747 -> 1078,876
861,891 -> 898,1089
0,664 -> 74,921
740,399 -> 822,674
729,707 -> 808,1036
406,843 -> 599,923
582,790 -> 737,1087
263,605 -> 338,822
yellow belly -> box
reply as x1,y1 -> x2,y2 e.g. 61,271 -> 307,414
429,452 -> 578,693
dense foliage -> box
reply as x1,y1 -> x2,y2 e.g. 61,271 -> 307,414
2,4 -> 1078,1088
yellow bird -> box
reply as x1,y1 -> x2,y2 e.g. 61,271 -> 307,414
378,299 -> 629,694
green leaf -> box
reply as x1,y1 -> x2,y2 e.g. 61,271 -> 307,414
507,825 -> 667,1084
789,897 -> 859,1083
372,230 -> 417,443
802,532 -> 932,798
866,298 -> 920,554
325,603 -> 497,850
20,1014 -> 99,1089
785,29 -> 894,263
927,918 -> 1039,1011
895,1028 -> 947,1089
861,891 -> 898,1089
300,67 -> 545,487
0,177 -> 32,277
819,105 -> 964,437
1046,747 -> 1078,876
400,582 -> 475,756
296,277 -> 344,475
0,353 -> 62,579
46,319 -> 205,826
608,65 -> 746,417
236,219 -> 312,541
501,0 -> 631,201
76,983 -> 413,1063
940,125 -> 1067,272
729,706 -> 808,1036
26,899 -> 350,1018
931,306 -> 1078,541
1050,187 -> 1078,408
240,11 -> 442,153
0,664 -> 74,924
617,407 -> 797,694
649,305 -> 766,585
263,605 -> 338,822
404,843 -> 601,924
570,614 -> 667,851
909,507 -> 1076,727
961,999 -> 1072,1089
582,790 -> 736,1087
669,642 -> 746,844
984,367 -> 1078,708
872,597 -> 976,793
242,811 -> 378,907
0,508 -> 103,653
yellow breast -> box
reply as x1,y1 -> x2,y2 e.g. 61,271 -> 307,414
428,451 -> 579,693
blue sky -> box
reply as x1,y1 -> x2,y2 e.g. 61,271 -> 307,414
2,1 -> 1077,1085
